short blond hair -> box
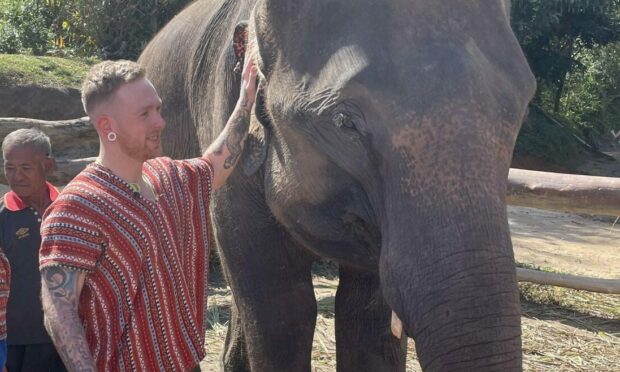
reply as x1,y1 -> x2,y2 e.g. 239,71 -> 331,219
81,60 -> 145,115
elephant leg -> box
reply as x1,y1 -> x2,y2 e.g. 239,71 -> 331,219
335,266 -> 407,372
220,297 -> 250,372
220,240 -> 316,371
213,182 -> 317,371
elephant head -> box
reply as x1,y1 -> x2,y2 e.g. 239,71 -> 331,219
237,0 -> 535,369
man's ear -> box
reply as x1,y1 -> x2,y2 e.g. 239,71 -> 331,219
93,114 -> 113,138
233,21 -> 249,74
43,157 -> 56,176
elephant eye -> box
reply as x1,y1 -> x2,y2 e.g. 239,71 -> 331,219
332,112 -> 355,129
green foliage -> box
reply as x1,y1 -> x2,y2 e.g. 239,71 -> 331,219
512,0 -> 620,113
83,0 -> 193,59
562,44 -> 620,135
0,0 -> 193,59
0,0 -> 54,55
511,0 -> 620,163
515,105 -> 583,166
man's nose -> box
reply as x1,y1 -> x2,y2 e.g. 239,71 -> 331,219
154,112 -> 165,129
11,169 -> 25,181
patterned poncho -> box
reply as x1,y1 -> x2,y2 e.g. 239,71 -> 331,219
40,157 -> 213,371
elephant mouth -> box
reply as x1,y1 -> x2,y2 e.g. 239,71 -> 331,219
280,186 -> 381,269
341,208 -> 381,253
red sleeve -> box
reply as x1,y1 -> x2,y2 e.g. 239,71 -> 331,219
39,201 -> 106,273
0,251 -> 10,340
173,157 -> 214,203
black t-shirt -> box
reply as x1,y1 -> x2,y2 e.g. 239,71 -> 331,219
0,193 -> 53,345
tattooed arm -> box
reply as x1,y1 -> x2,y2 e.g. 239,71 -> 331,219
41,266 -> 95,372
204,56 -> 258,190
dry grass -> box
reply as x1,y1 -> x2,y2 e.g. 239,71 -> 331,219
201,269 -> 619,371
519,283 -> 620,371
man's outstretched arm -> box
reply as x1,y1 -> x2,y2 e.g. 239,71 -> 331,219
41,266 -> 96,372
204,56 -> 258,190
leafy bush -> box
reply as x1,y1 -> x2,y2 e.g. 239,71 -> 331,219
0,0 -> 193,59
512,0 -> 620,159
515,105 -> 584,166
561,44 -> 620,136
0,20 -> 22,53
0,0 -> 53,55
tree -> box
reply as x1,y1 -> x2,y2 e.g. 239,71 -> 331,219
70,0 -> 193,59
0,0 -> 194,59
512,0 -> 620,113
562,42 -> 620,134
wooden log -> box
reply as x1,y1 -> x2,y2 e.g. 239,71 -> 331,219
0,117 -> 98,159
517,268 -> 620,294
49,157 -> 95,184
507,168 -> 620,216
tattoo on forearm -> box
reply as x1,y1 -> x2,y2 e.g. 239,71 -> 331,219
209,104 -> 251,168
42,267 -> 96,372
223,106 -> 250,169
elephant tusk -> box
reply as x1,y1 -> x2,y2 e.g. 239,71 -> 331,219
391,311 -> 404,339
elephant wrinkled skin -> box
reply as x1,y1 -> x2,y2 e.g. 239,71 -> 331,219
139,1 -> 536,371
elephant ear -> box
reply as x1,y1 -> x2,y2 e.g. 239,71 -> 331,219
233,21 -> 249,74
233,21 -> 269,176
241,117 -> 269,176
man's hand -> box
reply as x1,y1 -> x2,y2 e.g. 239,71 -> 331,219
41,267 -> 96,372
204,56 -> 259,190
237,54 -> 259,112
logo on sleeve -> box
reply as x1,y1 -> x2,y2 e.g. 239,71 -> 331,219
15,227 -> 30,240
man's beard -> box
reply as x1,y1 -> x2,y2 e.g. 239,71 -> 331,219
118,137 -> 162,162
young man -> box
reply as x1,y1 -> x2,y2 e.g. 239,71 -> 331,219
0,129 -> 65,372
39,57 -> 257,371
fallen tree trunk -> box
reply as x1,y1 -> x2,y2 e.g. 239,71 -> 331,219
517,268 -> 620,294
49,157 -> 95,185
0,117 -> 98,159
507,168 -> 620,216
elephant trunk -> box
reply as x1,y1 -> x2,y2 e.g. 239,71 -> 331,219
378,158 -> 521,370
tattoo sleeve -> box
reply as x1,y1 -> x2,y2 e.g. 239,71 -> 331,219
41,267 -> 96,372
223,106 -> 251,169
205,103 -> 252,188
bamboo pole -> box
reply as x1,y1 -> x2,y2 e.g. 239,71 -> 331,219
507,168 -> 620,216
517,268 -> 620,294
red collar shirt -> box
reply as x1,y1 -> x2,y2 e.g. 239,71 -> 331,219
0,182 -> 59,344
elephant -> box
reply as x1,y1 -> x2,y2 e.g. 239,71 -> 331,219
138,0 -> 536,371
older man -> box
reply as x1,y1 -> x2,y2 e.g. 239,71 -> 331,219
39,57 -> 257,371
0,129 -> 65,372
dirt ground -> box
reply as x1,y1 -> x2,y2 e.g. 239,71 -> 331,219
201,152 -> 620,371
511,206 -> 620,279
